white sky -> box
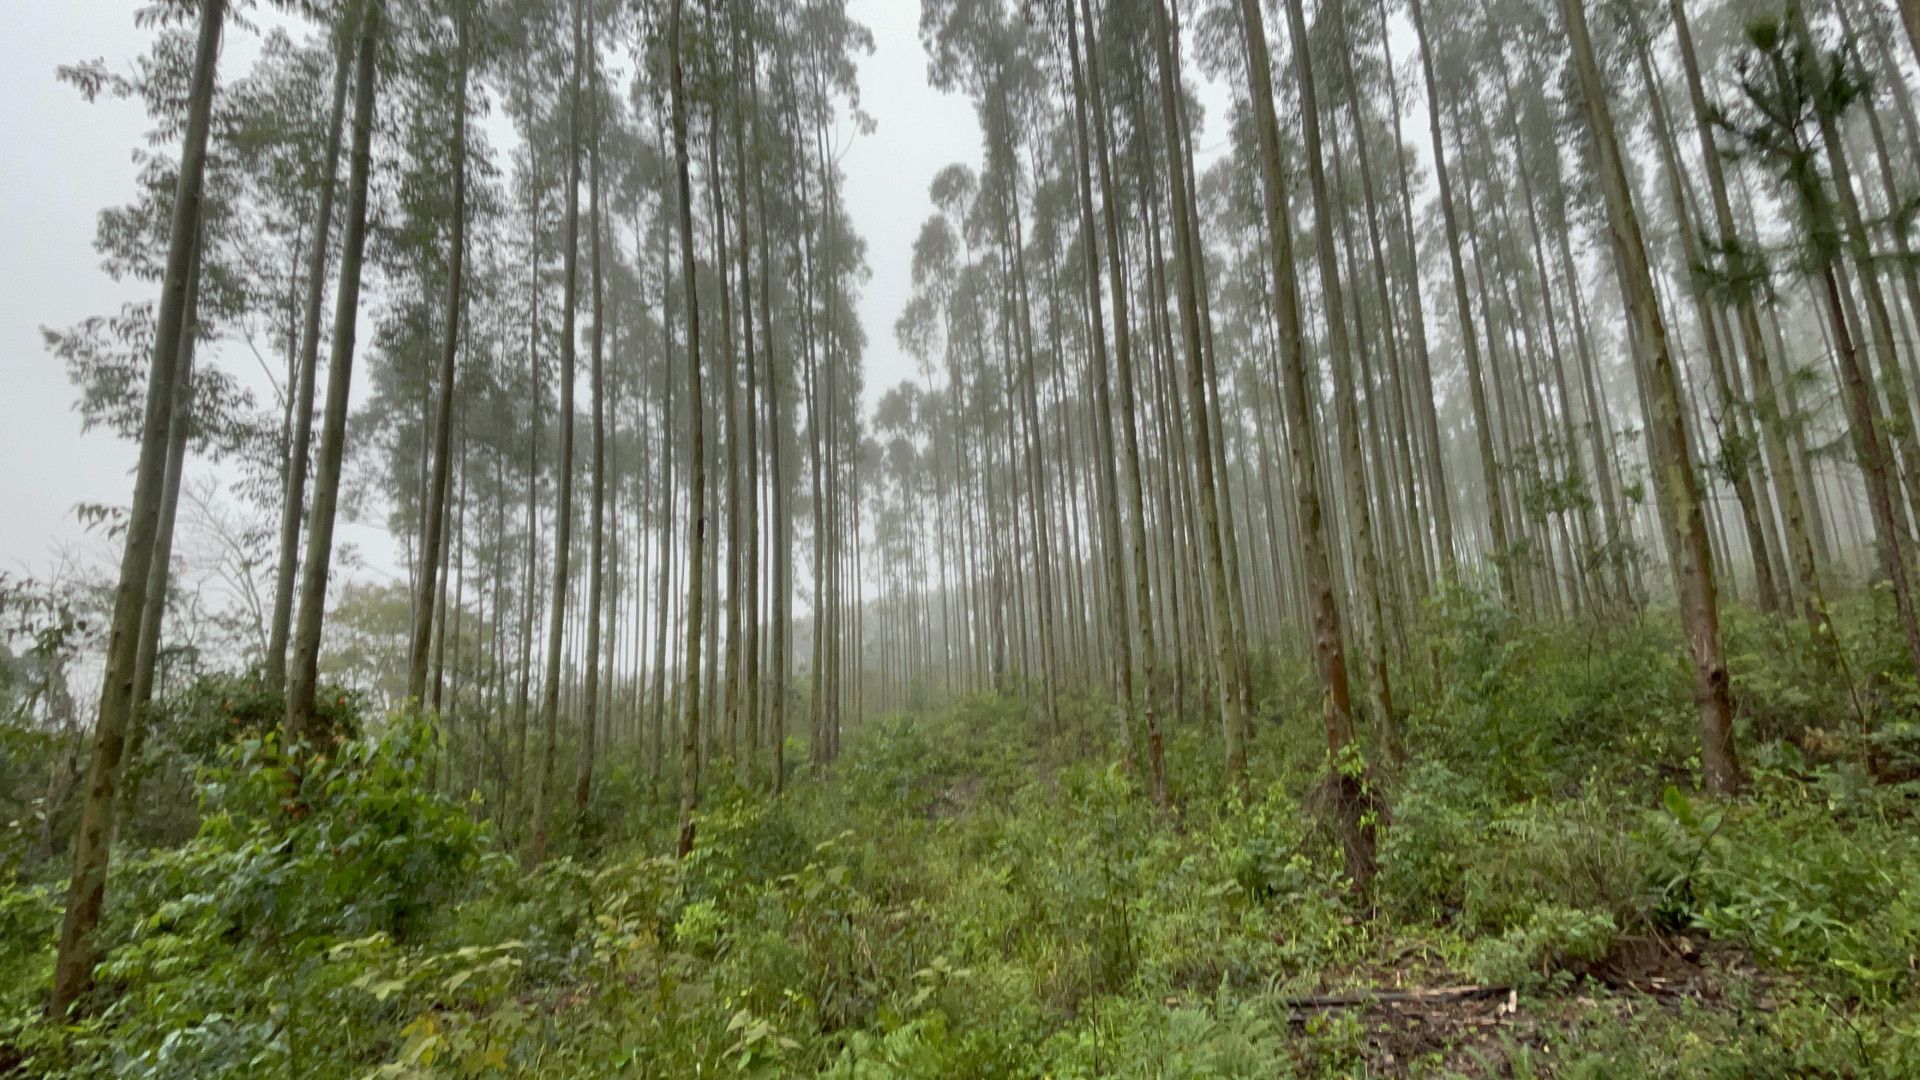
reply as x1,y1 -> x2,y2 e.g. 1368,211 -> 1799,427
2,3 -> 156,580
0,0 -> 987,584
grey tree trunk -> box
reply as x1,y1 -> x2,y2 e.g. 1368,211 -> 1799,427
1408,0 -> 1514,600
576,18 -> 606,815
669,0 -> 707,858
1561,0 -> 1740,794
287,0 -> 379,745
116,232 -> 204,844
1233,0 -> 1374,886
52,0 -> 226,1018
1063,0 -> 1135,777
1080,0 -> 1165,805
409,6 -> 469,704
1281,0 -> 1396,757
1152,0 -> 1247,791
266,29 -> 351,693
529,0 -> 584,865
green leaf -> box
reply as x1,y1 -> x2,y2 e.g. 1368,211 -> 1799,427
1663,784 -> 1698,830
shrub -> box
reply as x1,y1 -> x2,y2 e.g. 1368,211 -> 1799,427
14,714 -> 493,1079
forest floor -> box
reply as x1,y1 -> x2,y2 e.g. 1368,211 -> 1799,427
6,613 -> 1920,1076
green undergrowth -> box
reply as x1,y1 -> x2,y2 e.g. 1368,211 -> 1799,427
4,604 -> 1920,1076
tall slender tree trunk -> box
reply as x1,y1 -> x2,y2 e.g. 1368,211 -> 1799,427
731,17 -> 763,778
669,0 -> 707,858
511,146 -> 545,822
1233,0 -> 1374,885
1372,0 -> 1456,577
409,5 -> 469,704
1150,0 -> 1246,790
1281,0 -> 1396,756
1561,0 -> 1739,794
50,0 -> 226,1018
287,0 -> 379,745
267,29 -> 351,693
650,108 -> 677,787
576,17 -> 606,815
754,83 -> 789,793
1408,0 -> 1513,600
1064,0 -> 1134,772
1080,0 -> 1165,804
116,234 -> 204,841
529,0 -> 585,864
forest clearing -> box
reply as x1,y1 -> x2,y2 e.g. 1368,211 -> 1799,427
4,0 -> 1920,1074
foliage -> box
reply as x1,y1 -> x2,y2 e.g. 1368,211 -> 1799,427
8,712 -> 496,1079
7,615 -> 1920,1076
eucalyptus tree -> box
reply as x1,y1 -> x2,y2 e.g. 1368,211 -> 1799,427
266,27 -> 353,691
527,0 -> 584,866
287,0 -> 385,746
752,32 -> 794,794
408,0 -> 475,706
1230,0 -> 1374,883
667,0 -> 706,858
1139,0 -> 1250,789
1716,11 -> 1920,676
574,0 -> 615,816
1076,0 -> 1167,800
51,0 -> 228,1020
1274,0 -> 1397,750
1060,0 -> 1139,772
1560,0 -> 1740,793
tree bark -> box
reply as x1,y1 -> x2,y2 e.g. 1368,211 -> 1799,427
1233,0 -> 1374,885
1281,0 -> 1396,758
266,27 -> 351,693
1152,0 -> 1249,793
575,9 -> 606,815
409,4 -> 469,705
1079,0 -> 1166,804
287,0 -> 379,746
1408,0 -> 1513,600
529,0 -> 585,864
52,0 -> 226,1017
669,0 -> 707,858
1560,0 -> 1740,794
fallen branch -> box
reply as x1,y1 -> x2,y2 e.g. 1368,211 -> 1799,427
1283,984 -> 1509,1010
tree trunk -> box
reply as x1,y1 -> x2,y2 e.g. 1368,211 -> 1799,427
266,29 -> 351,693
1233,0 -> 1375,886
1079,0 -> 1166,804
529,0 -> 584,864
286,0 -> 379,745
52,0 -> 226,1018
575,13 -> 606,815
669,0 -> 707,858
409,5 -> 469,704
1408,0 -> 1513,600
1560,0 -> 1740,795
1152,0 -> 1248,791
116,232 -> 204,842
1281,0 -> 1396,758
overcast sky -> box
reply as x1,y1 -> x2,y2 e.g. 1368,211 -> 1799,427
0,0 -> 987,585
3,3 -> 158,580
